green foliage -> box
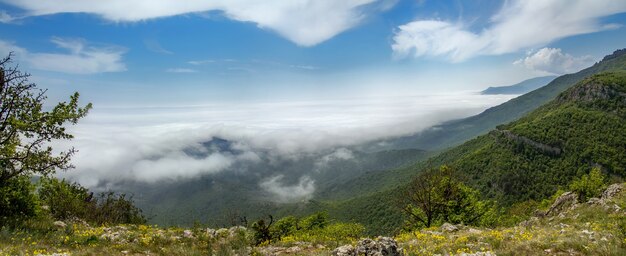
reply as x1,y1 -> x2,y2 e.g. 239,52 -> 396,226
0,54 -> 90,228
402,166 -> 490,229
280,220 -> 364,247
270,215 -> 298,240
569,167 -> 606,201
38,177 -> 146,225
38,177 -> 90,220
299,211 -> 328,231
0,54 -> 91,184
250,215 -> 274,245
0,176 -> 40,227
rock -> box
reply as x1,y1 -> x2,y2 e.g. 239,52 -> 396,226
587,198 -> 602,204
457,252 -> 496,256
601,184 -> 623,199
183,230 -> 193,238
216,228 -> 229,238
468,228 -> 482,234
441,223 -> 459,232
228,226 -> 246,237
285,246 -> 302,253
206,228 -> 217,238
53,221 -> 67,229
356,237 -> 402,256
332,245 -> 356,256
546,191 -> 578,216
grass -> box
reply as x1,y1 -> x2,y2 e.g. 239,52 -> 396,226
1,184 -> 625,256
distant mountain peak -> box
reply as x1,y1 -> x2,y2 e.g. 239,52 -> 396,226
481,76 -> 557,95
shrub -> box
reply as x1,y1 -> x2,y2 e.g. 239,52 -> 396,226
38,177 -> 145,225
271,215 -> 298,239
0,176 -> 40,227
299,211 -> 328,231
569,167 -> 606,201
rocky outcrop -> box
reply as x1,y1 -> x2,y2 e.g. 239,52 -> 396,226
492,130 -> 562,156
546,191 -> 578,216
601,183 -> 623,199
333,237 -> 402,256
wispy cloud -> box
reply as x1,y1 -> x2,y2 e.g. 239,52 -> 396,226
0,37 -> 126,74
188,60 -> 216,65
166,68 -> 198,73
392,0 -> 626,62
260,175 -> 315,203
1,0 -> 394,46
514,48 -> 596,74
144,39 -> 173,55
0,10 -> 15,23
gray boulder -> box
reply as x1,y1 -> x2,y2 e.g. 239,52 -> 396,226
441,223 -> 459,232
332,245 -> 356,256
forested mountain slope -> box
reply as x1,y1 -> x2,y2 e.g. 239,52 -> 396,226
384,49 -> 626,151
332,71 -> 626,235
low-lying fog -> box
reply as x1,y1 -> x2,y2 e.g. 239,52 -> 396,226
54,93 -> 515,200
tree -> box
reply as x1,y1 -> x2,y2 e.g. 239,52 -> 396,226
569,167 -> 606,201
251,215 -> 274,245
0,53 -> 91,185
401,165 -> 489,228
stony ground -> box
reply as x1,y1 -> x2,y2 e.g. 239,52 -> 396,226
1,184 -> 624,256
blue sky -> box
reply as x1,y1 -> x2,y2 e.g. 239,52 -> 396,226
2,0 -> 626,186
0,0 -> 625,107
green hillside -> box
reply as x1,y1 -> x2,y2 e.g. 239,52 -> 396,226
331,71 -> 626,235
386,49 -> 626,151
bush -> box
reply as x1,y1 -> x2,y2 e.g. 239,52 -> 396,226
271,215 -> 298,240
569,167 -> 606,201
38,177 -> 145,225
0,176 -> 40,227
299,211 -> 328,231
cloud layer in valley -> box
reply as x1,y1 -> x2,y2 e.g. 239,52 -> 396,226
392,0 -> 626,62
53,94 -> 514,200
0,0 -> 393,46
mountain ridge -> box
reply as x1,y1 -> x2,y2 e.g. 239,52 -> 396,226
481,75 -> 556,95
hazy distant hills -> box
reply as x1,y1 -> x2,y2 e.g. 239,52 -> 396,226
481,76 -> 556,95
381,49 -> 626,152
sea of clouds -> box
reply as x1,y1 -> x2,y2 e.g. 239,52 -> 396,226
53,93 -> 515,199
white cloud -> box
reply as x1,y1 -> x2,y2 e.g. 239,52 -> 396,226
144,39 -> 173,55
166,68 -> 198,73
514,48 -> 596,74
188,60 -> 216,65
55,93 -> 514,187
259,175 -> 315,202
0,10 -> 15,23
0,37 -> 126,74
392,0 -> 626,62
314,148 -> 354,171
2,0 -> 391,46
